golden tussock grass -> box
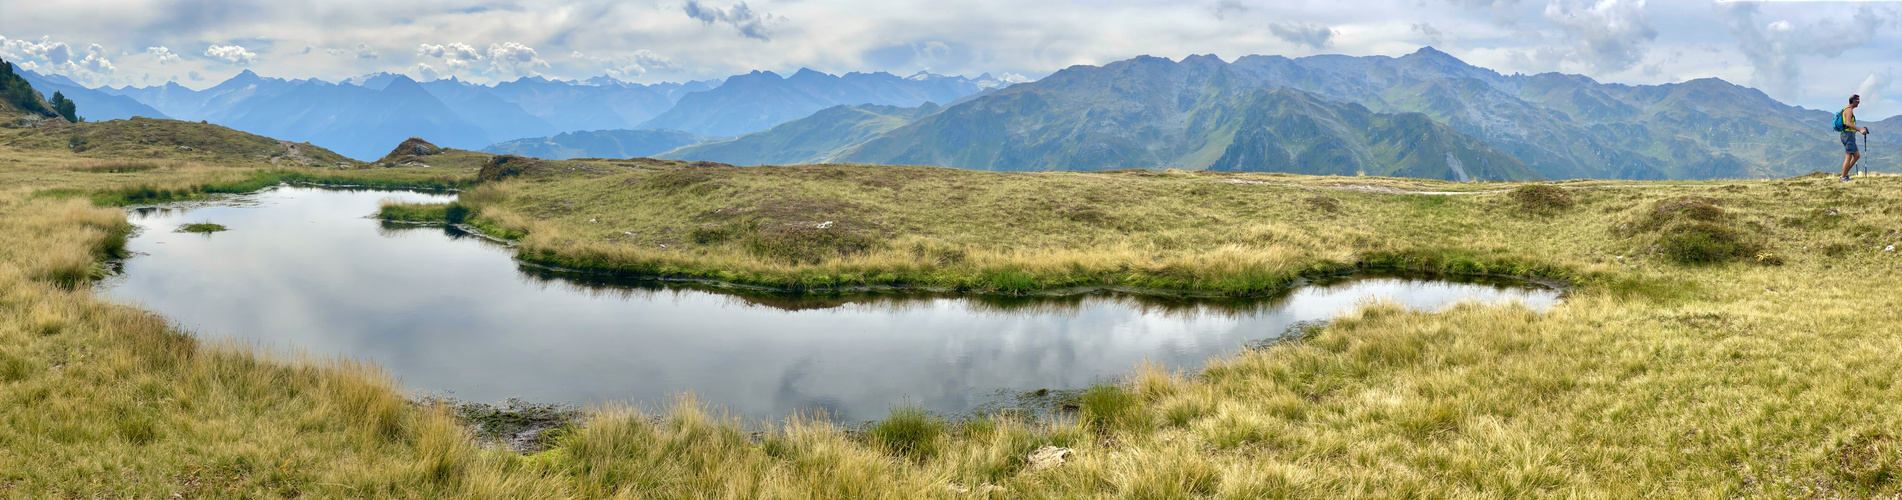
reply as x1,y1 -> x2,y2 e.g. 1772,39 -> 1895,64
6,137 -> 1902,497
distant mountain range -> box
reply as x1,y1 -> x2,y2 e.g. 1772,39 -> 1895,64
652,48 -> 1890,180
637,70 -> 986,137
483,129 -> 704,160
16,69 -> 169,122
24,48 -> 1899,180
49,68 -> 998,160
655,103 -> 942,166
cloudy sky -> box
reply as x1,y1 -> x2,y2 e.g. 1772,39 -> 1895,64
1,0 -> 1897,113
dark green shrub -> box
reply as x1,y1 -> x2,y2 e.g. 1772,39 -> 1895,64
1658,221 -> 1753,265
1508,184 -> 1573,212
478,155 -> 546,182
690,223 -> 741,244
1638,197 -> 1726,232
178,222 -> 227,234
867,405 -> 944,461
443,203 -> 470,224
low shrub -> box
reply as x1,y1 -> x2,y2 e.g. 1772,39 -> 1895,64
1508,184 -> 1573,212
690,223 -> 742,244
867,405 -> 944,461
1658,221 -> 1754,265
746,223 -> 879,264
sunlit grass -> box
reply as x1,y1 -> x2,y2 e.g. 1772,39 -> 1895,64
4,128 -> 1902,496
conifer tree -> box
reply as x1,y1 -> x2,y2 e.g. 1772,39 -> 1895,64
50,91 -> 78,122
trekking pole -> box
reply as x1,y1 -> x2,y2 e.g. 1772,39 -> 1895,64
1865,128 -> 1871,177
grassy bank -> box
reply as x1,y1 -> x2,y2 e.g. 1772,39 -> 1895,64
6,128 -> 1902,497
420,164 -> 1678,296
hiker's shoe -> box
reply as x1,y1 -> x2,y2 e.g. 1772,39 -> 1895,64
1841,176 -> 1853,182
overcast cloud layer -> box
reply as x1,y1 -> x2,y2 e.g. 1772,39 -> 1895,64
1,0 -> 1898,113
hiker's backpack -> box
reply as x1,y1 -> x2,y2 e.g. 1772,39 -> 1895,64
1835,109 -> 1849,132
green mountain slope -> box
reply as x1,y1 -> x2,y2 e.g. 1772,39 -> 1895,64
656,103 -> 940,166
834,49 -> 1874,180
838,57 -> 1538,181
1203,89 -> 1536,180
1,59 -> 61,122
481,129 -> 703,160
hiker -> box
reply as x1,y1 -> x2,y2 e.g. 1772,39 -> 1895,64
1838,94 -> 1871,181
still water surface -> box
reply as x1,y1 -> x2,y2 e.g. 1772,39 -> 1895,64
103,186 -> 1559,420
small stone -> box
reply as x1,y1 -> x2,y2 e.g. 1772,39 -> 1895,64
1887,245 -> 1896,252
589,218 -> 598,223
1027,446 -> 1072,471
816,220 -> 835,229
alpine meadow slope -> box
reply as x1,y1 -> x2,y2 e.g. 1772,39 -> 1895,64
7,96 -> 1902,496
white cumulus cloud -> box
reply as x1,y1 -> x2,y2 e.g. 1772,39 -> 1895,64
486,42 -> 548,78
1543,0 -> 1658,74
146,46 -> 181,64
204,44 -> 258,65
418,42 -> 482,73
355,43 -> 379,59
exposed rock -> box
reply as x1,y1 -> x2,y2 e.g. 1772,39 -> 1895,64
1027,446 -> 1073,471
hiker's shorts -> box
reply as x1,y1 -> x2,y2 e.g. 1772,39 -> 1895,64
1844,131 -> 1860,154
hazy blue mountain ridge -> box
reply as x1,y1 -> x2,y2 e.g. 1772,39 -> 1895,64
658,103 -> 943,165
483,129 -> 703,160
638,69 -> 987,136
18,69 -> 169,121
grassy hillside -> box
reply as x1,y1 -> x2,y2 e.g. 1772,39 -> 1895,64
1,59 -> 61,124
6,119 -> 1902,497
0,116 -> 357,167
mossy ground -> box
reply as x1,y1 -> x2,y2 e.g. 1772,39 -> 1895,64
4,121 -> 1902,497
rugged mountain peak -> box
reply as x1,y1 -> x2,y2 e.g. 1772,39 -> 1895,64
790,68 -> 831,80
1181,53 -> 1226,65
383,74 -> 423,91
1406,46 -> 1453,59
